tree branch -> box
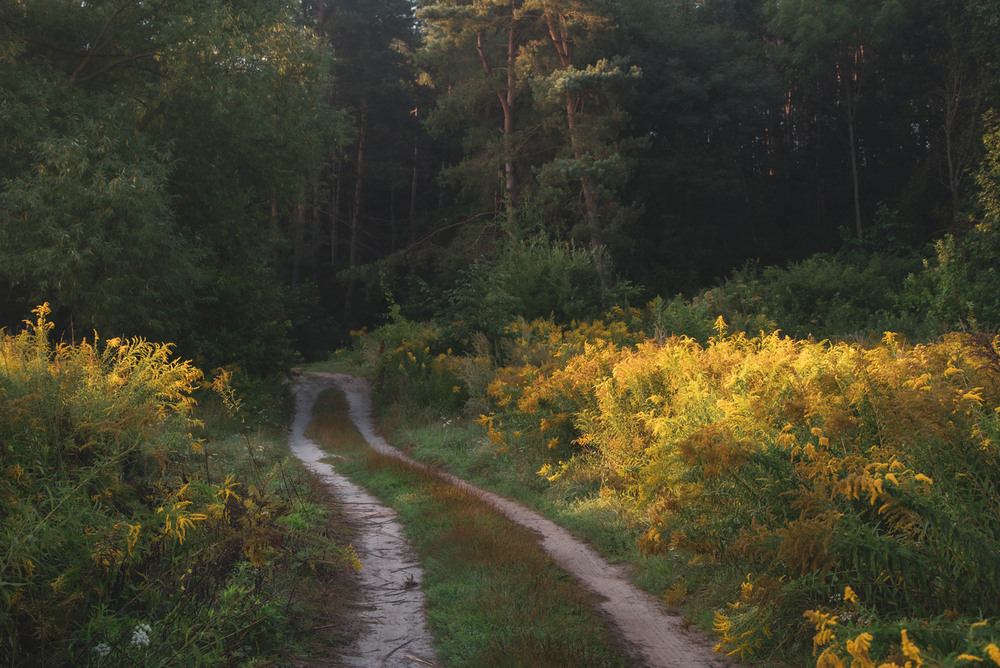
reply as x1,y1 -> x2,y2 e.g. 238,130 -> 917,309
67,0 -> 142,84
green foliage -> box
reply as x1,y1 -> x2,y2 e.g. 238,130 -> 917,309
0,0 -> 340,375
0,306 -> 354,665
0,66 -> 202,340
710,252 -> 925,340
903,115 -> 1000,333
352,317 -> 466,413
443,238 -> 639,342
354,297 -> 1000,664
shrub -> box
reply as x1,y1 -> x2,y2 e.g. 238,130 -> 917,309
0,305 -> 352,665
442,238 -> 639,344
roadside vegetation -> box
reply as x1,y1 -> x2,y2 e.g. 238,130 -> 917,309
322,162 -> 1000,666
304,386 -> 638,667
0,305 -> 358,666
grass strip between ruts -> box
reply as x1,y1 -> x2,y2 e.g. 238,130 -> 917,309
305,387 -> 639,668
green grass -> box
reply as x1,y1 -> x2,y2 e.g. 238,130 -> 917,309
306,388 -> 639,667
369,391 -> 761,657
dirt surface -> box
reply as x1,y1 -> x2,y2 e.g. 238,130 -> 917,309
308,372 -> 737,668
289,373 -> 438,667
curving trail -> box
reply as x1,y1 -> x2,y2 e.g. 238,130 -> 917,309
289,373 -> 438,667
309,372 -> 735,668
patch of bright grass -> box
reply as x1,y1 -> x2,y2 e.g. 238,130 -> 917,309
307,388 -> 639,668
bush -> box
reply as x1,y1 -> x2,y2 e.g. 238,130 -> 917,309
361,302 -> 1000,664
0,305 -> 353,665
442,238 -> 639,344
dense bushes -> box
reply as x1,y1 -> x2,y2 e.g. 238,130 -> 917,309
0,305 -> 353,665
351,298 -> 1000,665
441,238 -> 638,342
341,133 -> 1000,664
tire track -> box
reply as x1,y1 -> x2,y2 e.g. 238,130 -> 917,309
315,372 -> 735,668
290,374 -> 437,667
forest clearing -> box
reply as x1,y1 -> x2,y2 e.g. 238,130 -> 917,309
4,0 -> 1000,665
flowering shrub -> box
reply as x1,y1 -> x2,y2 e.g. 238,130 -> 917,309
0,305 -> 353,665
368,300 -> 1000,664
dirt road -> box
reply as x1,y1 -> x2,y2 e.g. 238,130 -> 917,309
290,374 -> 438,667
298,372 -> 734,668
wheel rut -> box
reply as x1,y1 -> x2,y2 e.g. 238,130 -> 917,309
289,373 -> 437,667
294,371 -> 736,668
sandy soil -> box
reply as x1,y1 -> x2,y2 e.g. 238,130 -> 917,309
308,372 -> 737,668
289,373 -> 438,667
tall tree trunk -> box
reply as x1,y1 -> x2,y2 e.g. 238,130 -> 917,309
842,49 -> 864,240
503,18 -> 518,215
476,21 -> 519,222
848,116 -> 862,240
543,5 -> 608,293
410,130 -> 418,246
330,159 -> 341,265
941,53 -> 979,229
345,106 -> 367,319
292,182 -> 307,288
311,180 -> 322,284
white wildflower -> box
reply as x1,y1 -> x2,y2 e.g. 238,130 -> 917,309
130,623 -> 152,648
93,642 -> 112,657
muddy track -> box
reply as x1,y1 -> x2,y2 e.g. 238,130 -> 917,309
290,374 -> 438,667
299,372 -> 735,668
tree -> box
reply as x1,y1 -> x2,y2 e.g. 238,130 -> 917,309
617,0 -> 781,290
308,0 -> 422,325
766,0 -> 904,240
0,0 -> 340,373
419,0 -> 528,220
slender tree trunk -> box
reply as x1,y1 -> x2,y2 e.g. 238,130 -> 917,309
292,182 -> 307,288
477,19 -> 519,222
311,180 -> 322,284
270,197 -> 280,266
345,106 -> 367,319
410,131 -> 418,245
841,50 -> 864,240
390,185 -> 397,251
848,117 -> 862,240
941,54 -> 977,229
503,18 -> 518,215
330,159 -> 341,265
565,94 -> 602,241
543,7 -> 607,289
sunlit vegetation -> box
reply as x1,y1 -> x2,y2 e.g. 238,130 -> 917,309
7,0 -> 1000,663
0,306 -> 357,666
342,274 -> 1000,665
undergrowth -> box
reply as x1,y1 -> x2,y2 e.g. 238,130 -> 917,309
337,300 -> 1000,667
0,304 -> 357,666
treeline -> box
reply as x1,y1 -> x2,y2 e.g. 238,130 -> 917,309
2,0 -> 1000,373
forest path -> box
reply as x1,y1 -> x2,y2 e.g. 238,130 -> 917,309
305,372 -> 734,668
289,373 -> 438,667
